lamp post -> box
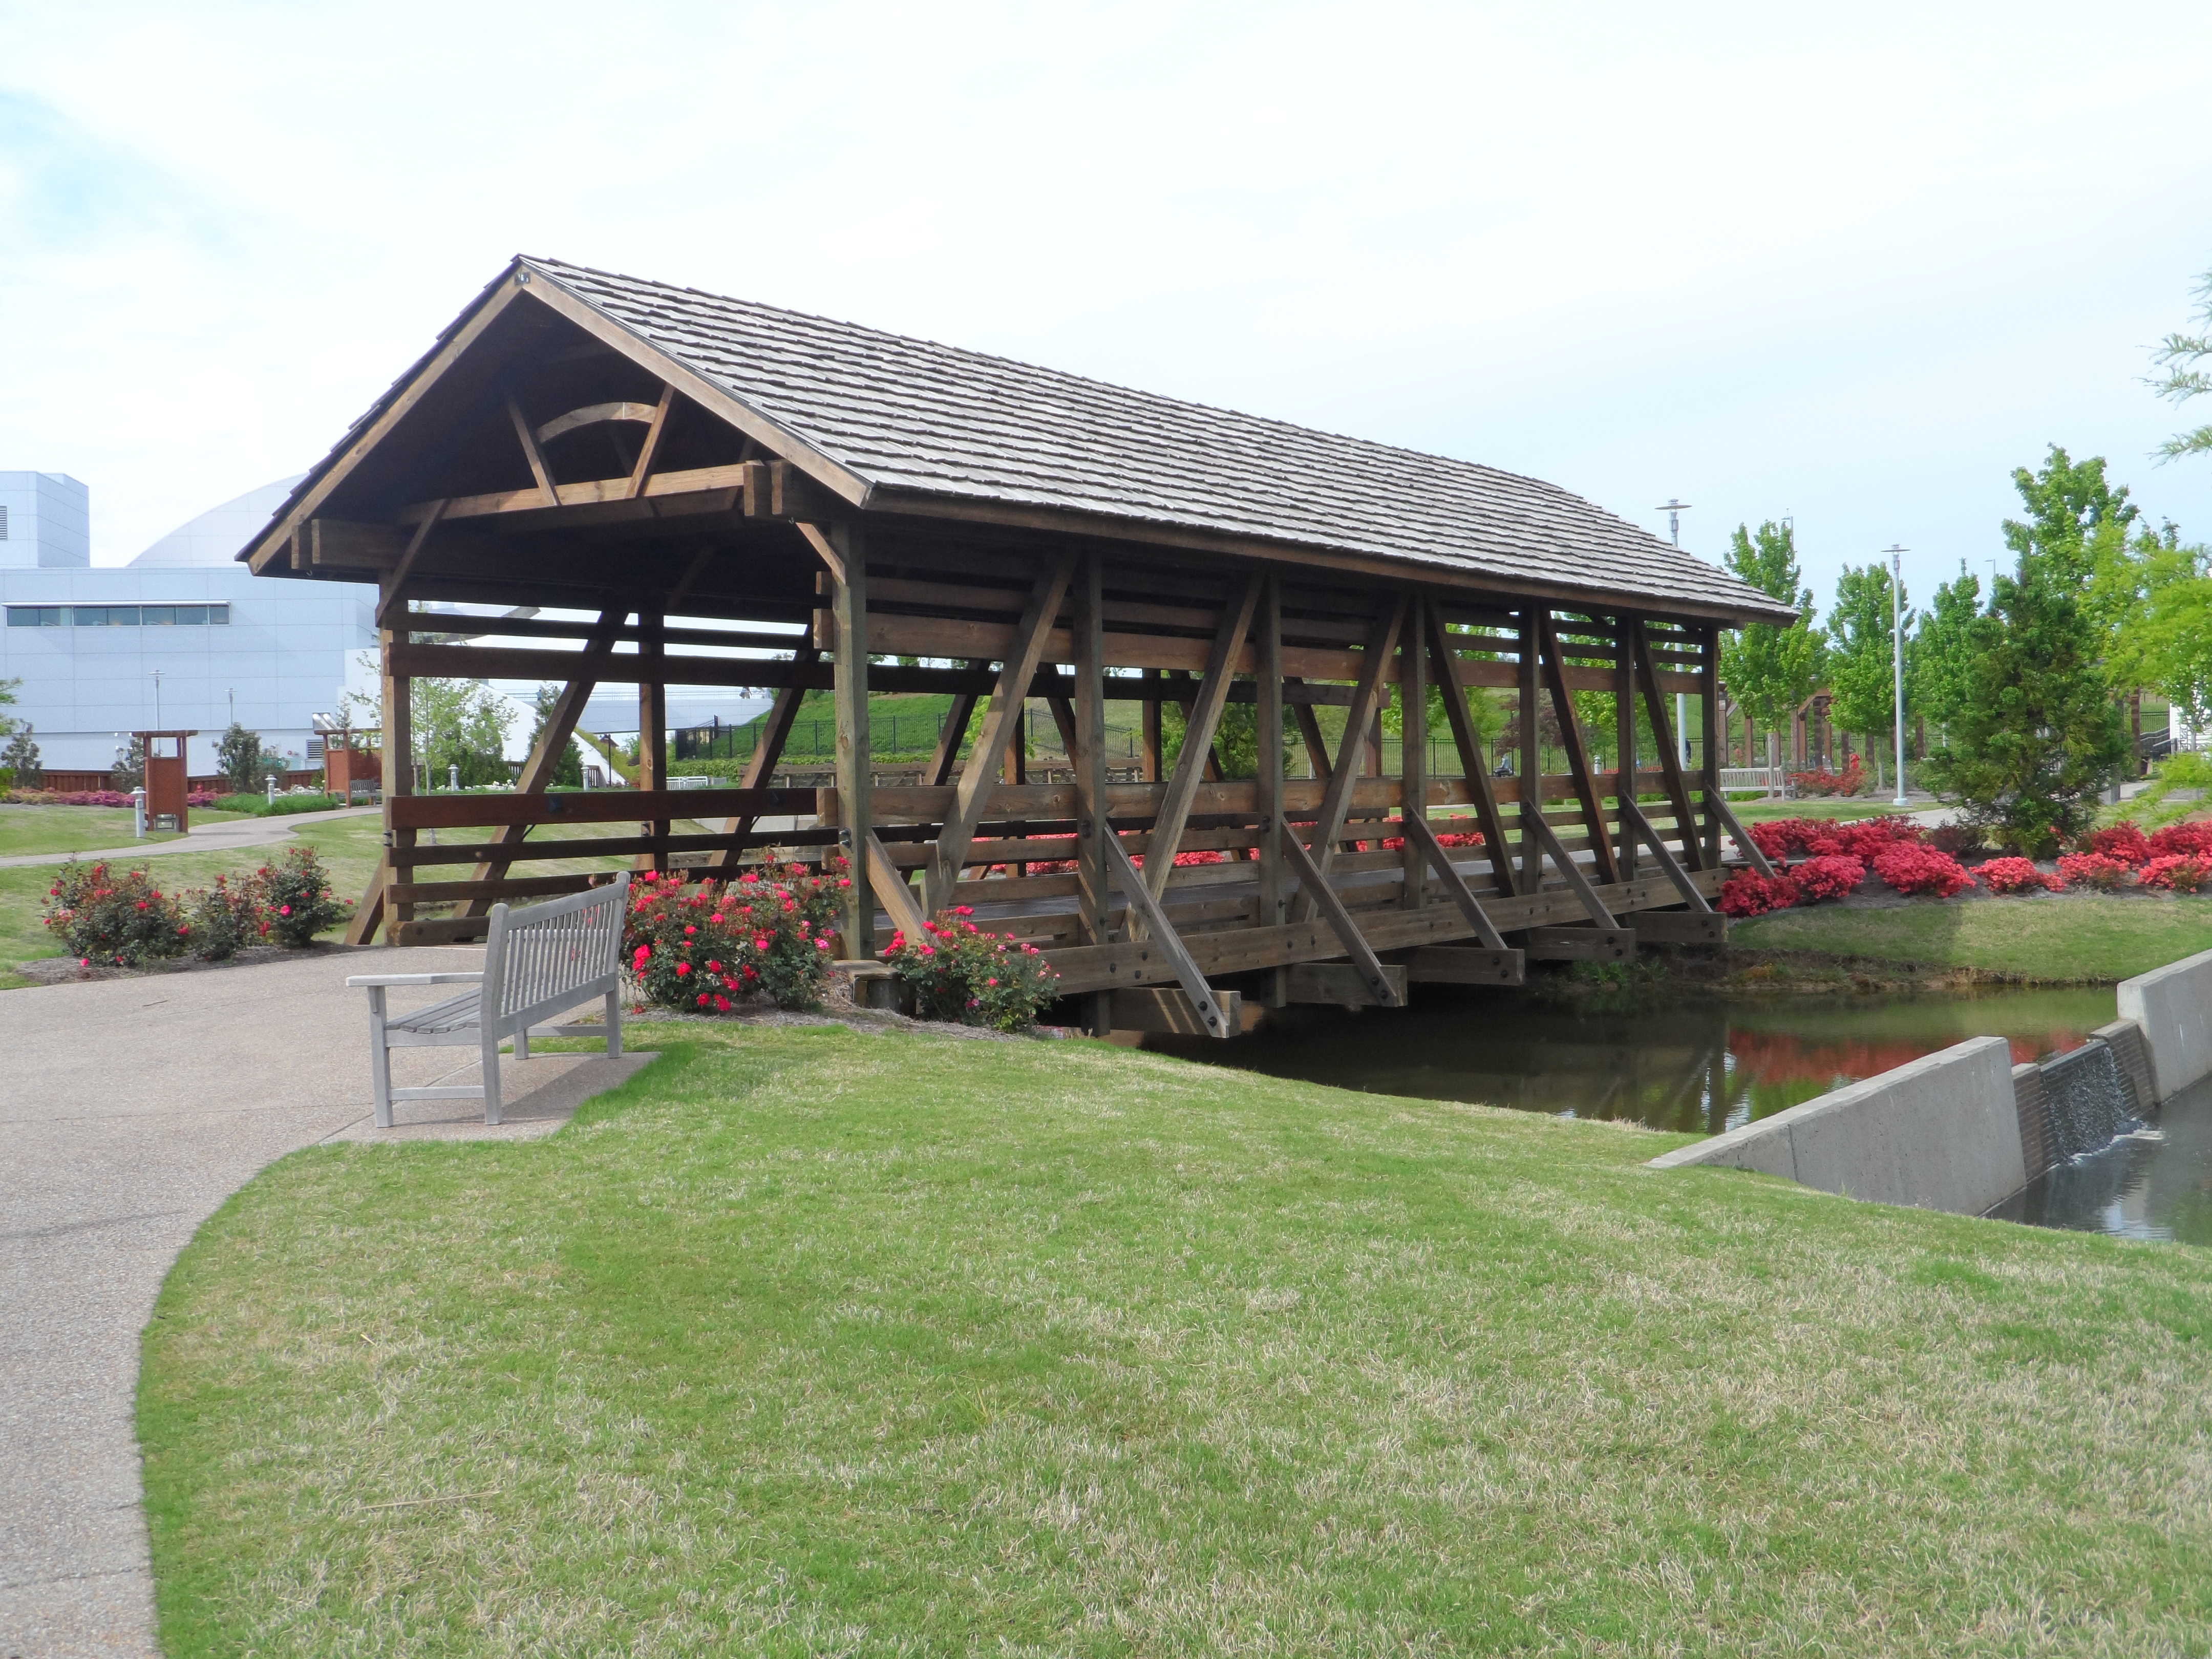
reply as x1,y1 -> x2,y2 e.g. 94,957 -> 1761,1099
1886,545 -> 1909,807
1656,499 -> 1695,765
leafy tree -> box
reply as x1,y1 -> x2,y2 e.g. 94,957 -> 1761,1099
2150,268 -> 2212,462
1,724 -> 41,786
1910,565 -> 1983,734
1718,521 -> 1825,738
217,722 -> 266,794
1825,562 -> 1912,749
110,736 -> 145,791
411,678 -> 516,788
1922,459 -> 2132,853
525,684 -> 586,788
0,675 -> 17,740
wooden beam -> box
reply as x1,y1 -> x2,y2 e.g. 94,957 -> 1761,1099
1141,671 -> 1164,782
926,661 -> 988,788
1633,620 -> 1706,871
1073,554 -> 1113,1005
1524,925 -> 1634,963
1144,575 -> 1262,902
1517,609 -> 1540,890
390,786 -> 811,830
866,830 -> 928,942
372,502 -> 446,631
637,610 -> 668,875
505,390 -> 559,507
926,556 -> 1076,913
1626,909 -> 1728,947
706,642 -> 820,870
1292,600 -> 1406,920
1527,811 -> 1615,927
1614,610 -> 1637,881
377,568 -> 413,944
1699,624 -> 1724,864
1705,787 -> 1778,878
1099,826 -> 1232,1037
1403,945 -> 1524,986
1256,575 -> 1286,953
1617,797 -> 1715,912
1426,608 -> 1517,895
831,526 -> 873,956
1398,809 -> 1512,950
625,382 -> 678,499
534,400 -> 660,444
1108,987 -> 1246,1036
1286,962 -> 1407,1008
1279,829 -> 1403,1006
1400,595 -> 1428,908
1537,612 -> 1622,885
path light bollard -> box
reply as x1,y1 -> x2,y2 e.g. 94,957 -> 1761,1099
449,763 -> 459,791
266,775 -> 276,806
132,786 -> 146,839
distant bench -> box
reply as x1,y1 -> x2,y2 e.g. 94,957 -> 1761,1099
347,875 -> 629,1128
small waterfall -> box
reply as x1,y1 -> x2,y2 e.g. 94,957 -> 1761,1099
2038,1041 -> 2144,1162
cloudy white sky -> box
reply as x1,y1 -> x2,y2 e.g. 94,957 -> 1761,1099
4,1 -> 2210,619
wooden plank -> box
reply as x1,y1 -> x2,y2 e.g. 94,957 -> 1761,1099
926,555 -> 1076,913
625,381 -> 677,500
1528,811 -> 1616,926
379,568 -> 414,944
1400,595 -> 1428,908
831,526 -> 872,956
505,390 -> 560,507
1398,810 -> 1510,949
1634,619 -> 1707,872
1426,606 -> 1516,894
1625,909 -> 1728,947
926,661 -> 988,788
707,642 -> 821,871
1100,825 -> 1233,1037
637,610 -> 669,875
1289,682 -> 1333,781
404,827 -> 838,866
1614,610 -> 1637,879
1617,796 -> 1714,912
866,830 -> 928,942
1286,962 -> 1407,1007
1698,623 -> 1724,864
534,400 -> 660,444
343,861 -> 387,948
1279,828 -> 1403,1005
1402,945 -> 1525,986
1524,925 -> 1634,963
1293,599 -> 1406,919
1517,609 -> 1540,890
1073,554 -> 1113,962
1538,611 -> 1621,885
1704,788 -> 1778,878
1145,575 -> 1262,901
387,873 -> 604,905
1256,575 -> 1286,1019
370,504 -> 445,629
1107,988 -> 1246,1035
390,786 -> 813,830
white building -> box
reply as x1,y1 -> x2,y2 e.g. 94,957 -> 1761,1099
0,476 -> 378,776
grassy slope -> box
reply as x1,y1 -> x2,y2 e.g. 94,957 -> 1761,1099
0,804 -> 200,856
142,1029 -> 2212,1656
1733,892 -> 2212,983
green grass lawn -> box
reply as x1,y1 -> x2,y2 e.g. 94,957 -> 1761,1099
141,1028 -> 2212,1655
0,803 -> 197,857
1733,892 -> 2212,983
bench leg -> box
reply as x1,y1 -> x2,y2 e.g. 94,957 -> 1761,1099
515,1029 -> 530,1060
483,1037 -> 503,1126
367,986 -> 394,1130
606,989 -> 623,1059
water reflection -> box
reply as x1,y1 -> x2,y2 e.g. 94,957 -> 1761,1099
1144,985 -> 2116,1134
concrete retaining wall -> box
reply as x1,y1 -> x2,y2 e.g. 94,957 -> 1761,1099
1648,1036 -> 2025,1214
2115,947 -> 2212,1102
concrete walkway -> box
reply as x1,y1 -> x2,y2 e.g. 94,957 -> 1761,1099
0,804 -> 379,870
0,949 -> 652,1657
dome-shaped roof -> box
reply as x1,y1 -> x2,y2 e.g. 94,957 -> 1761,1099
129,475 -> 308,567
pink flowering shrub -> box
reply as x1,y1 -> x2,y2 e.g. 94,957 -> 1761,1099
186,873 -> 263,959
253,846 -> 350,947
2087,823 -> 2152,866
42,861 -> 189,966
2136,854 -> 2212,894
2056,852 -> 2134,891
5,788 -> 222,808
1978,856 -> 2064,895
1717,869 -> 1801,918
2148,820 -> 2212,859
623,861 -> 843,1011
1791,854 -> 1866,903
1871,843 -> 1973,898
882,910 -> 1059,1030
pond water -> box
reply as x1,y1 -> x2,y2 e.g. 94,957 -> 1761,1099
1988,1075 -> 2212,1244
1143,984 -> 2117,1135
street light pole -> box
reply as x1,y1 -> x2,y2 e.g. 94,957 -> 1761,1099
1886,545 -> 1909,807
1656,499 -> 1695,765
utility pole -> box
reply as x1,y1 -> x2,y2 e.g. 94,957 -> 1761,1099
1886,545 -> 1909,807
1656,499 -> 1694,765
149,669 -> 163,734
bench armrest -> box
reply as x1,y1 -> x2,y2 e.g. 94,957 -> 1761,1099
346,971 -> 485,988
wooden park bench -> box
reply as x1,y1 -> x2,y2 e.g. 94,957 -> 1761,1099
347,874 -> 629,1128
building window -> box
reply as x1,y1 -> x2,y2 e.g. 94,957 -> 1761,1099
0,505 -> 9,539
3,603 -> 231,627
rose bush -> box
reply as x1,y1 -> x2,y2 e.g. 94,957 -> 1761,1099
882,910 -> 1060,1030
623,862 -> 843,1012
2136,854 -> 2211,894
42,861 -> 190,966
1870,843 -> 1973,898
253,846 -> 351,947
2056,852 -> 2134,891
1977,856 -> 2064,895
185,874 -> 263,959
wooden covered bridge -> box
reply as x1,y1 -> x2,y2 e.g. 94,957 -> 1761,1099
238,257 -> 1791,1034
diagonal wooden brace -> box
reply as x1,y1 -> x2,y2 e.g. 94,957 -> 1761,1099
1525,810 -> 1617,927
1098,827 -> 1235,1038
1703,788 -> 1778,878
1398,810 -> 1513,949
1617,798 -> 1715,911
1279,830 -> 1405,1006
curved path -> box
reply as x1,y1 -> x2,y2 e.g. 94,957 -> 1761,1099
0,949 -> 650,1656
0,804 -> 378,871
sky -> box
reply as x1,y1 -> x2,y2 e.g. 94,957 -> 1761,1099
4,0 -> 2211,622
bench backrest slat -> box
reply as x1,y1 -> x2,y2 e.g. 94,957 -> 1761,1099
482,875 -> 629,1036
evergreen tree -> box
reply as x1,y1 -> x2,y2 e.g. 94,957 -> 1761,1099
217,722 -> 265,794
1717,520 -> 1825,738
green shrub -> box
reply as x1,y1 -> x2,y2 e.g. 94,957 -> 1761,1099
185,874 -> 262,960
882,909 -> 1061,1031
252,846 -> 351,946
42,860 -> 190,967
209,791 -> 344,817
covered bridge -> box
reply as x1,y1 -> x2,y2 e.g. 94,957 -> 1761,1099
238,256 -> 1791,1034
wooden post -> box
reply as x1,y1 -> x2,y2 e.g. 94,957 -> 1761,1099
1518,608 -> 1540,890
381,578 -> 414,944
1072,551 -> 1112,1032
1142,670 -> 1164,783
1257,573 -> 1286,1007
1699,625 -> 1723,863
830,525 -> 873,957
1400,595 -> 1427,909
1426,609 -> 1516,895
636,610 -> 668,874
1615,612 -> 1637,881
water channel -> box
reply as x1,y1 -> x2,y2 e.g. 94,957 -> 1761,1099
1143,984 -> 2212,1243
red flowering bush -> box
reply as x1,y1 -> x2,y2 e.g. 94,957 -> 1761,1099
1717,869 -> 1802,917
1791,854 -> 1866,903
1977,856 -> 2063,895
42,860 -> 189,966
186,874 -> 263,959
4,789 -> 222,808
253,846 -> 351,946
2056,852 -> 2134,891
1747,818 -> 1816,861
2148,820 -> 2212,859
624,862 -> 843,1011
1929,822 -> 1987,856
882,910 -> 1060,1030
1870,844 -> 1973,898
1788,757 -> 1867,797
1833,817 -> 1925,860
2087,823 -> 2152,866
2136,854 -> 2212,894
